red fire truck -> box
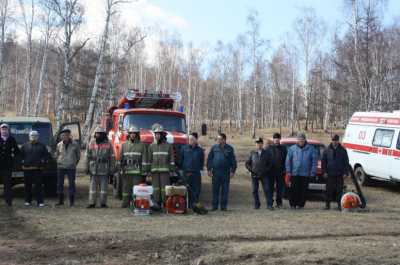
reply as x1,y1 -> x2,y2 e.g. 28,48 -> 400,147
102,90 -> 188,199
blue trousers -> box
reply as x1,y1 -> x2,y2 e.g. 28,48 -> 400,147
269,174 -> 285,206
185,171 -> 201,208
251,176 -> 272,207
57,169 -> 76,196
212,171 -> 230,210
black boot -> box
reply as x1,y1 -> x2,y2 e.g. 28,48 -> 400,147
324,202 -> 330,210
69,195 -> 74,207
56,194 -> 64,206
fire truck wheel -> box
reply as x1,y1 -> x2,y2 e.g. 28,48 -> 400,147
113,173 -> 122,200
354,166 -> 370,186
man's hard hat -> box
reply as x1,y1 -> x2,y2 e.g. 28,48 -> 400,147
95,127 -> 106,133
128,126 -> 140,133
152,124 -> 164,133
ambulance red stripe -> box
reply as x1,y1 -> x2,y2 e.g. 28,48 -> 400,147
342,142 -> 400,158
351,116 -> 400,126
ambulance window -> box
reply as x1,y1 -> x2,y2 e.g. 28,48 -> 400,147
397,134 -> 400,150
372,129 -> 394,148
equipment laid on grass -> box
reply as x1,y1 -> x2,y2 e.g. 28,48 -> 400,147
340,165 -> 367,212
165,185 -> 187,214
132,184 -> 153,215
341,192 -> 361,211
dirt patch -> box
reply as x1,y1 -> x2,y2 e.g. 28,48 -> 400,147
1,130 -> 400,264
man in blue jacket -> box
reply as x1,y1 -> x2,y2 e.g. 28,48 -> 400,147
285,133 -> 318,209
207,133 -> 237,211
180,133 -> 205,209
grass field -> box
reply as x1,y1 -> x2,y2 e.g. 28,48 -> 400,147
1,129 -> 400,265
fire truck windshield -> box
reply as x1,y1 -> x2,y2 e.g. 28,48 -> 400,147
123,113 -> 186,133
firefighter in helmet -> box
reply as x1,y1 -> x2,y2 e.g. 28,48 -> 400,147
148,124 -> 175,209
119,126 -> 149,208
86,127 -> 115,208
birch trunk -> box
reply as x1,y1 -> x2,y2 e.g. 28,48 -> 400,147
83,0 -> 119,142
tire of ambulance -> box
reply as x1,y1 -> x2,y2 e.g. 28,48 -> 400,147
113,173 -> 122,200
354,166 -> 371,186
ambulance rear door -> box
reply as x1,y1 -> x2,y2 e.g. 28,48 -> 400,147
390,130 -> 400,181
371,127 -> 396,180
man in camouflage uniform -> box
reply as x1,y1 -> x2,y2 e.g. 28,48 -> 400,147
119,126 -> 149,208
148,125 -> 175,208
86,127 -> 115,208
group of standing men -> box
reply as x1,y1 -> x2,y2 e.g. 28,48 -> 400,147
118,126 -> 238,212
0,123 -> 81,207
1,119 -> 349,212
247,132 -> 349,211
246,133 -> 287,210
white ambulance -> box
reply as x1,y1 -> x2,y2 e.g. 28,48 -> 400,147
343,111 -> 400,185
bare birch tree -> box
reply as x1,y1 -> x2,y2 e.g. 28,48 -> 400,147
18,0 -> 35,114
82,0 -> 127,142
247,10 -> 265,138
294,7 -> 325,130
34,1 -> 57,115
0,0 -> 10,111
47,0 -> 86,127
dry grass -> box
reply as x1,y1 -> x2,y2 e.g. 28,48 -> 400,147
1,130 -> 400,265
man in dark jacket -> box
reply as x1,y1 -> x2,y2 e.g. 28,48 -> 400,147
21,131 -> 50,207
322,134 -> 349,210
245,137 -> 272,209
180,133 -> 205,209
268,133 -> 287,208
0,123 -> 19,206
207,133 -> 237,211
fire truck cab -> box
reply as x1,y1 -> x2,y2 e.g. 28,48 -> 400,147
102,90 -> 188,199
343,111 -> 400,185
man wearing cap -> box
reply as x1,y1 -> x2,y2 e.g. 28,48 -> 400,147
322,134 -> 349,210
119,126 -> 149,208
267,133 -> 288,208
86,127 -> 115,208
0,123 -> 19,206
285,133 -> 318,209
179,133 -> 205,209
20,131 -> 50,207
207,133 -> 237,211
148,125 -> 175,209
56,129 -> 81,207
245,137 -> 272,209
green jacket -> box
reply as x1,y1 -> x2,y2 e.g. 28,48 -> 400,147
86,139 -> 115,176
149,142 -> 175,173
56,140 -> 80,170
120,139 -> 149,175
